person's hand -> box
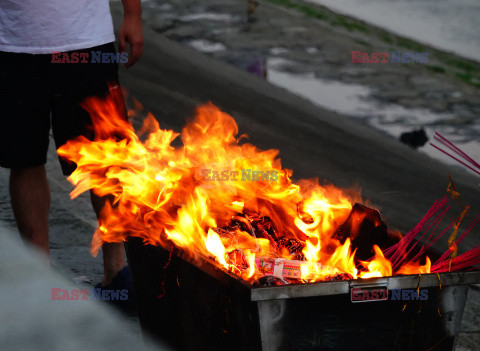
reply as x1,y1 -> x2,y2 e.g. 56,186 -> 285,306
119,15 -> 144,68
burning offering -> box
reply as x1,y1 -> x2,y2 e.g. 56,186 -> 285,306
58,90 -> 480,287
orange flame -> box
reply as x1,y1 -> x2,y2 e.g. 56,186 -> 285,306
359,246 -> 392,278
396,257 -> 431,275
58,90 -> 431,284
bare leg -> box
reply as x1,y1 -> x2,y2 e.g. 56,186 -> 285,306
9,165 -> 50,254
90,191 -> 126,286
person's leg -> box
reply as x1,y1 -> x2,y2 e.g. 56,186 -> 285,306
0,51 -> 52,253
90,191 -> 126,286
51,43 -> 128,285
9,166 -> 50,254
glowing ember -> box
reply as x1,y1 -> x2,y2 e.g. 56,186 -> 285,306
58,89 -> 480,285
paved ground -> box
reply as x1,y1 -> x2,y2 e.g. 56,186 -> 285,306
1,1 -> 479,349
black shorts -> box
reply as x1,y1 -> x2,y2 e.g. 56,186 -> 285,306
0,42 -> 124,175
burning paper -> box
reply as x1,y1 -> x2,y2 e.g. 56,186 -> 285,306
255,258 -> 338,280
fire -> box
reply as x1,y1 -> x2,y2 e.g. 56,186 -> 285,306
58,89 -> 437,284
396,257 -> 431,275
205,229 -> 228,267
359,246 -> 392,279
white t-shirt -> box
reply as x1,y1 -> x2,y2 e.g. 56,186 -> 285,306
0,0 -> 115,54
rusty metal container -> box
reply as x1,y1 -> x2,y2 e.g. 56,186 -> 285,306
125,237 -> 480,351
